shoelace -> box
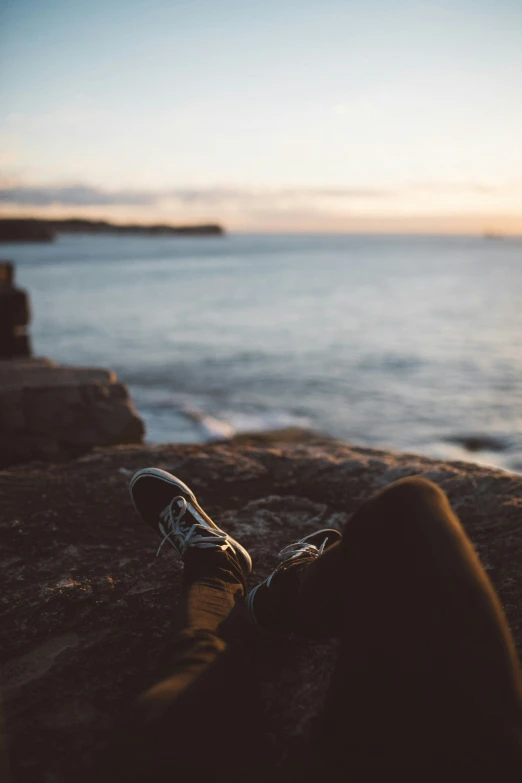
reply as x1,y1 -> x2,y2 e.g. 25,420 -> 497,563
265,537 -> 328,587
156,495 -> 230,557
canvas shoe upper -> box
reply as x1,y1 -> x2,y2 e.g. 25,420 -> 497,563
245,528 -> 342,632
129,467 -> 252,576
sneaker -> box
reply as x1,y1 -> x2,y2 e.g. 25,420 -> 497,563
245,528 -> 342,633
129,467 -> 252,575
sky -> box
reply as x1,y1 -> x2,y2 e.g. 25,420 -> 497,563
1,0 -> 521,233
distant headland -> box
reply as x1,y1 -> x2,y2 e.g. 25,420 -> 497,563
0,217 -> 224,242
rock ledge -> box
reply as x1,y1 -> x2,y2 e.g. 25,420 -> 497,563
0,358 -> 144,467
1,439 -> 521,780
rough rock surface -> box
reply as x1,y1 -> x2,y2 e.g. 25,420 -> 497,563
0,358 -> 144,467
1,439 -> 521,781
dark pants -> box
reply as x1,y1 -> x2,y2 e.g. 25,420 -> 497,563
107,478 -> 522,780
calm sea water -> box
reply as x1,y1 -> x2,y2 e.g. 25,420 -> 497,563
6,233 -> 522,472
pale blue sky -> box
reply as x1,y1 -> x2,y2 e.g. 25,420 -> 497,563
1,0 -> 521,231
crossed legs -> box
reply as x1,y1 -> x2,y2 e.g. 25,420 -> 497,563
108,474 -> 522,779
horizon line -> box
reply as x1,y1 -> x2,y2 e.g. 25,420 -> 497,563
1,210 -> 522,237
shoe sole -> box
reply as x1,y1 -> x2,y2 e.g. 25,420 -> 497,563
129,467 -> 252,574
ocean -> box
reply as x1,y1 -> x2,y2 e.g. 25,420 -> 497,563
6,232 -> 522,472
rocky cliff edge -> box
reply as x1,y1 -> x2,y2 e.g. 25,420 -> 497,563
1,439 -> 521,780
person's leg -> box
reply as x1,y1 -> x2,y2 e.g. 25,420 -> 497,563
102,468 -> 265,783
301,477 -> 522,772
135,546 -> 246,719
247,476 -> 522,773
123,554 -> 265,782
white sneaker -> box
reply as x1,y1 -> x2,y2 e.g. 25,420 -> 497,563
129,467 -> 252,575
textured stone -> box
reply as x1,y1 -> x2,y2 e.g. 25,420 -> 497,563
1,439 -> 521,780
0,360 -> 114,390
0,359 -> 144,467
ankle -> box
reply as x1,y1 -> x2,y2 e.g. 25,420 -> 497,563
183,548 -> 247,591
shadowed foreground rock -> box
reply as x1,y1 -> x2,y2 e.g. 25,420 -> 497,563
1,439 -> 521,781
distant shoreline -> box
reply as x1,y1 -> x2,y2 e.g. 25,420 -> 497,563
0,217 -> 224,242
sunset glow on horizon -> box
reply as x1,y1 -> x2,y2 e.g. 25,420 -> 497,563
1,0 -> 521,234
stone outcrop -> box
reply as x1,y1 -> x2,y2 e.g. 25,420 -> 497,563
0,358 -> 145,467
0,218 -> 224,241
0,261 -> 31,359
0,220 -> 55,243
46,219 -> 224,236
1,439 -> 521,780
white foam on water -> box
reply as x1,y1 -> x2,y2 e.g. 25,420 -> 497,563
419,440 -> 516,473
182,405 -> 236,441
182,405 -> 313,443
220,409 -> 312,434
131,382 -> 314,444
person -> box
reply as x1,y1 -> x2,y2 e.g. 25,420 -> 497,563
103,467 -> 522,781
